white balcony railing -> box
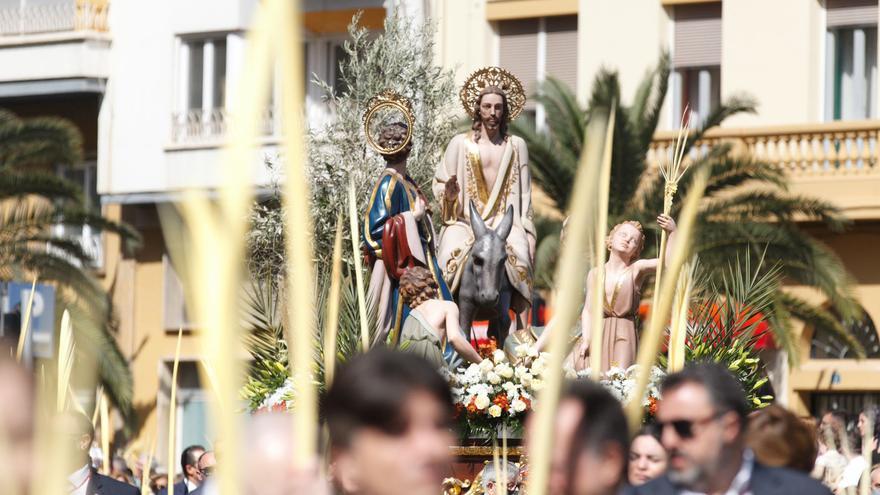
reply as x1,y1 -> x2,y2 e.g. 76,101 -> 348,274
0,0 -> 109,36
170,108 -> 277,145
649,121 -> 880,177
49,223 -> 103,270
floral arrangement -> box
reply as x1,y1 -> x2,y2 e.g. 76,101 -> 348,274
445,346 -> 548,441
569,365 -> 666,420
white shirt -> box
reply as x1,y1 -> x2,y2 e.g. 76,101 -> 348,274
680,449 -> 755,495
185,478 -> 199,493
839,455 -> 867,489
68,464 -> 91,495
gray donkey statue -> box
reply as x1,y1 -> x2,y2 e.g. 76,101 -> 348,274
457,202 -> 516,348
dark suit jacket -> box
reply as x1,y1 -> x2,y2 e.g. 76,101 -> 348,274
157,480 -> 189,495
624,462 -> 833,495
85,470 -> 139,495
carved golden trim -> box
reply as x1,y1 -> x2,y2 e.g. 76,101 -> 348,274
449,445 -> 524,456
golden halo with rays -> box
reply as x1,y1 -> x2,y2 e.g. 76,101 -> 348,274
363,90 -> 416,155
459,66 -> 526,121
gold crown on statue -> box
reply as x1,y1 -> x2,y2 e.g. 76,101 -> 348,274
459,66 -> 526,121
363,90 -> 416,155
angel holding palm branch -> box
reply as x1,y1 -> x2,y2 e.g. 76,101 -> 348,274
535,214 -> 677,372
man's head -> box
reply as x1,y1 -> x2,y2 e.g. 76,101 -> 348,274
377,122 -> 412,165
325,349 -> 454,495
181,444 -> 206,484
746,404 -> 816,472
822,410 -> 849,435
197,451 -> 216,480
527,380 -> 629,495
657,362 -> 748,491
471,86 -> 509,140
55,411 -> 95,471
481,461 -> 521,495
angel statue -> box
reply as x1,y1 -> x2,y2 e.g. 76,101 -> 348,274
535,214 -> 677,372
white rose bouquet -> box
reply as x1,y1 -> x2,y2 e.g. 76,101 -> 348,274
569,364 -> 666,420
445,346 -> 547,440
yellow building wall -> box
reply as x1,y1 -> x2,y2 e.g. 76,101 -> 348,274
720,0 -> 825,127
578,0 -> 671,117
101,204 -> 206,463
432,0 -> 497,87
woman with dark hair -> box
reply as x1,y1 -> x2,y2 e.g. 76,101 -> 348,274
628,423 -> 669,486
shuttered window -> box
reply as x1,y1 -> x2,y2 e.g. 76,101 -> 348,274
499,14 -> 578,115
827,0 -> 879,28
673,3 -> 722,68
545,15 -> 579,93
499,18 -> 539,100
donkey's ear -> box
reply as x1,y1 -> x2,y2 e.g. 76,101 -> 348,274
496,206 -> 514,240
469,201 -> 488,239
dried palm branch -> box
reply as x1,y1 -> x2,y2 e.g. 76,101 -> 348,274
528,101 -> 616,495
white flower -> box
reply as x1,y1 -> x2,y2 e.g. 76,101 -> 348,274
514,365 -> 530,379
511,399 -> 527,413
467,383 -> 491,397
496,363 -> 514,379
464,363 -> 483,383
492,349 -> 507,363
479,359 -> 495,373
530,378 -> 545,391
531,356 -> 547,375
515,344 -> 530,358
488,404 -> 503,418
474,394 -> 491,410
527,346 -> 540,358
487,372 -> 502,385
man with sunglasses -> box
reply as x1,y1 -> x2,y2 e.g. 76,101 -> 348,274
627,363 -> 831,495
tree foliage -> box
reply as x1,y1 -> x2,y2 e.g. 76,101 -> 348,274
0,108 -> 140,413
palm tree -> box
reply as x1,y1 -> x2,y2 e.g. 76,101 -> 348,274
0,108 -> 140,414
512,54 -> 863,358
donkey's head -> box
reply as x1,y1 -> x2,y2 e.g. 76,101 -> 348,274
467,202 -> 514,307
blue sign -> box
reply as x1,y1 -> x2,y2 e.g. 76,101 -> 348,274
7,282 -> 55,359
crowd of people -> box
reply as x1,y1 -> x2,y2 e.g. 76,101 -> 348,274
2,348 -> 880,495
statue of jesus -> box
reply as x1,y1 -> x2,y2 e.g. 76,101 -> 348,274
433,67 -> 535,337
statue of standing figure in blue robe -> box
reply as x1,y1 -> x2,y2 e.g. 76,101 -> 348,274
361,120 -> 456,363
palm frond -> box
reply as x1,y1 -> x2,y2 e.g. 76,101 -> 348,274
0,109 -> 83,168
778,291 -> 866,359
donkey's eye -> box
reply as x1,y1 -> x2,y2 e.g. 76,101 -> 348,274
474,257 -> 484,267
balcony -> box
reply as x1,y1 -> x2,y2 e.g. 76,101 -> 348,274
0,0 -> 108,37
649,121 -> 880,219
169,108 -> 278,147
0,1 -> 111,91
49,223 -> 103,270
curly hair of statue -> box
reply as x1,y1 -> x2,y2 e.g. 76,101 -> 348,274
363,90 -> 415,156
459,67 -> 525,142
399,266 -> 438,308
605,220 -> 645,256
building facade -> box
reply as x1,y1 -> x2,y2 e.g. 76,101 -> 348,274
432,0 -> 880,415
0,0 -> 878,465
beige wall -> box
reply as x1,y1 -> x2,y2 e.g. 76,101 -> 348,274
101,204 -> 206,464
721,0 -> 824,127
431,0 -> 497,87
579,0 -> 671,119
